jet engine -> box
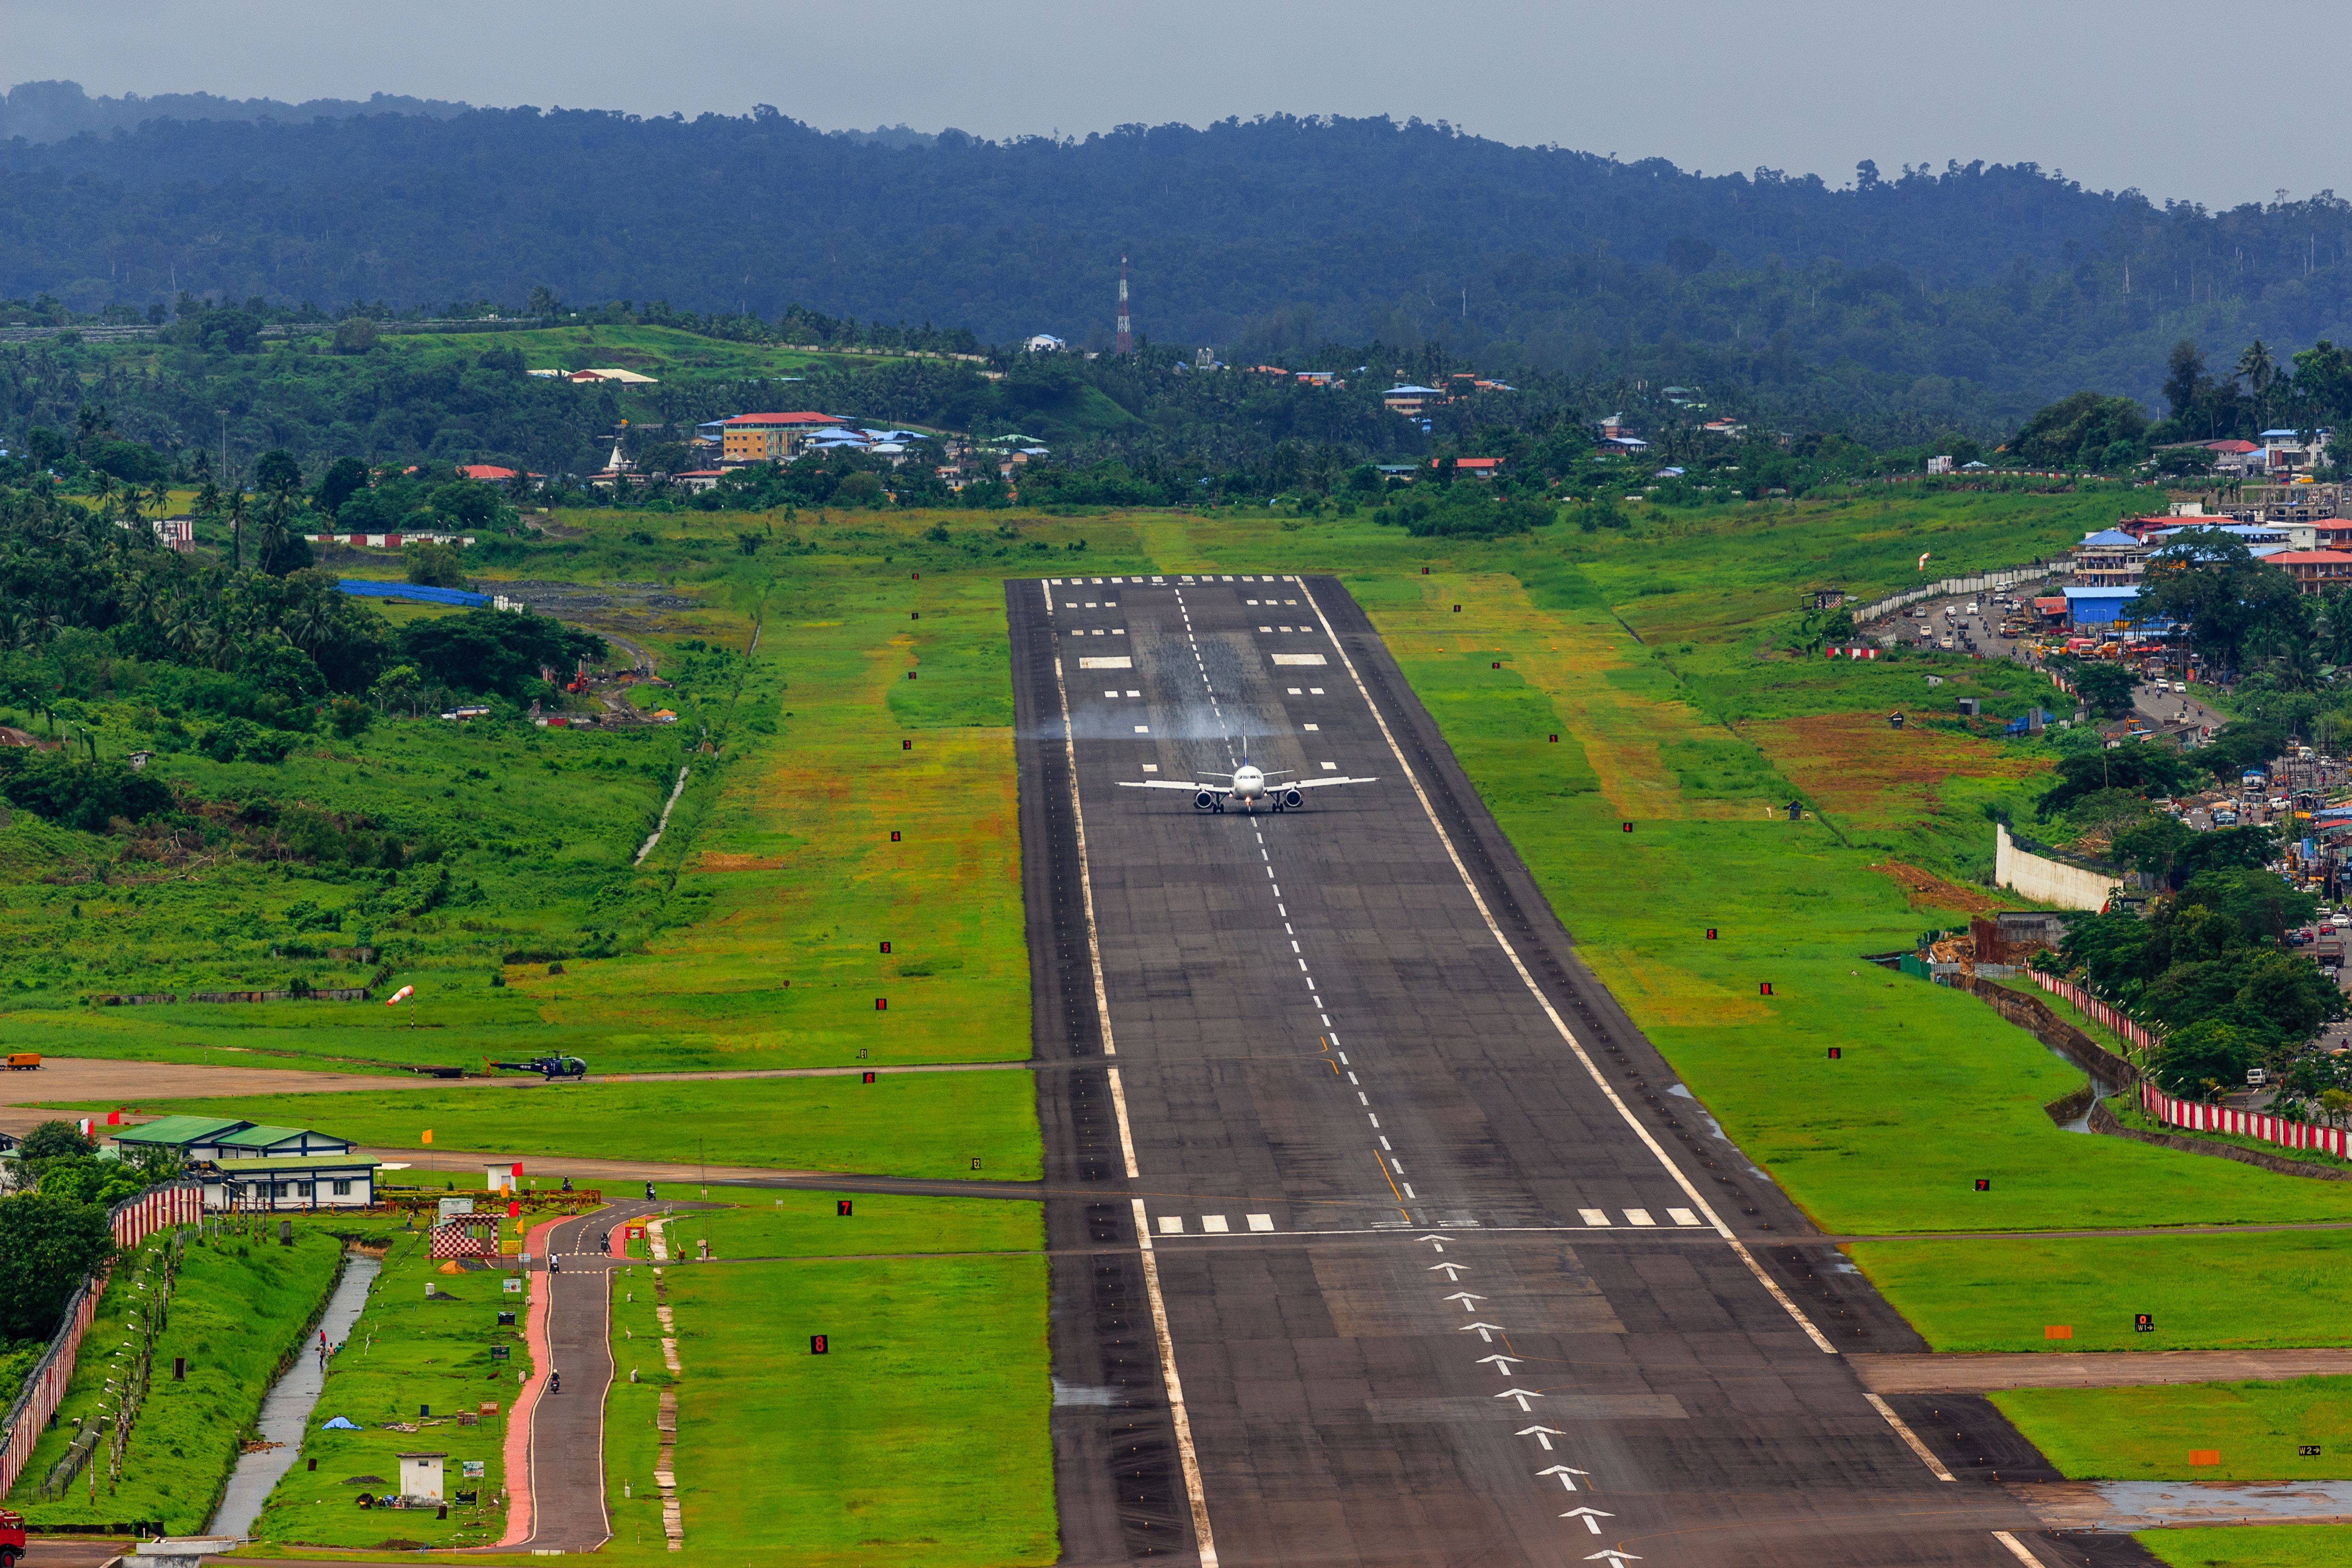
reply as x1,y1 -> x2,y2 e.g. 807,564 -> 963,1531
1194,790 -> 1217,810
1282,789 -> 1304,808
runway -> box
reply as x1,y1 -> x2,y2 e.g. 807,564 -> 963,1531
1007,573 -> 2135,1568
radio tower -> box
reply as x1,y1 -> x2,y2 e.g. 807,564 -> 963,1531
1115,254 -> 1132,355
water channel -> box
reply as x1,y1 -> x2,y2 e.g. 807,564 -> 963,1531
207,1250 -> 382,1538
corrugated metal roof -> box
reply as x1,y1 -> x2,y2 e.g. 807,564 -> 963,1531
116,1115 -> 250,1145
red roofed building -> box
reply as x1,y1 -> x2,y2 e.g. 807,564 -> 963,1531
2263,549 -> 2352,594
458,464 -> 523,484
721,413 -> 842,465
1439,456 -> 1504,479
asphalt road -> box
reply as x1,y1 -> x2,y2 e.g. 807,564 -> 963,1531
496,1197 -> 664,1554
1009,573 -> 2138,1568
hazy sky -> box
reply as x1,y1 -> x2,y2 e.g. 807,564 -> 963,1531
11,0 -> 2343,210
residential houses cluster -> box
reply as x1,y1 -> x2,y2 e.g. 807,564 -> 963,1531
2058,503 -> 2352,630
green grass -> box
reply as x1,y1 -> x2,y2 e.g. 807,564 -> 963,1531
245,1221 -> 513,1550
94,1071 -> 1044,1181
1848,1232 -> 2352,1352
1353,570 -> 2352,1235
8,1224 -> 343,1532
658,1188 -> 1044,1259
1994,1377 -> 2352,1481
601,1235 -> 1053,1566
2139,1526 -> 2352,1567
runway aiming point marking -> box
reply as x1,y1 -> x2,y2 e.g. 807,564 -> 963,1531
875,998 -> 887,1010
810,1335 -> 829,1355
1974,1178 -> 1991,1191
2136,1314 -> 2155,1333
838,1200 -> 853,1216
862,1071 -> 876,1084
1826,1046 -> 1840,1058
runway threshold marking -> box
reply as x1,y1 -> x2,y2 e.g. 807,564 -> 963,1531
1293,576 -> 1842,1358
1131,1196 -> 1222,1567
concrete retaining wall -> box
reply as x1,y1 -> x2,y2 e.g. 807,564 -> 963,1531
1995,823 -> 2121,911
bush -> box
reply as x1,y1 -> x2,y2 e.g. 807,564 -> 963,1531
404,541 -> 467,587
398,609 -> 606,700
0,752 -> 171,830
0,1192 -> 114,1340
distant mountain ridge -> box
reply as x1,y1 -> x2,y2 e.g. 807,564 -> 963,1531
0,78 -> 471,143
0,95 -> 2346,435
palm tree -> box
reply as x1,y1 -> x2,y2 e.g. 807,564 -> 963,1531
227,490 -> 247,572
2238,341 -> 2279,426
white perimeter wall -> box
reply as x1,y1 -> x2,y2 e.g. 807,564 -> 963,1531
1994,823 -> 2119,911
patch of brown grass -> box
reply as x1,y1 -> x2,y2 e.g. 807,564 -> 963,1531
1871,859 -> 2005,915
1745,713 -> 2042,830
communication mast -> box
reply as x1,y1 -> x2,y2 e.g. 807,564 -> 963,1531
1115,254 -> 1132,355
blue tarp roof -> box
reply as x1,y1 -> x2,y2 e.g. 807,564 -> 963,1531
2080,528 -> 2140,546
338,579 -> 488,608
2063,585 -> 2140,599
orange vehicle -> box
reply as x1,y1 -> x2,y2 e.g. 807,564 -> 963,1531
4,1053 -> 37,1071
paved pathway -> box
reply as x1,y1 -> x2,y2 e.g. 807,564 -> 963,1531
2015,1478 -> 2352,1531
1856,1348 -> 2352,1393
492,1198 -> 665,1553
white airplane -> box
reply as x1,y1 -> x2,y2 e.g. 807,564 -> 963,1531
1119,758 -> 1378,813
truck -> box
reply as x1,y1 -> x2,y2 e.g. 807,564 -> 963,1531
4,1052 -> 38,1071
0,1506 -> 23,1567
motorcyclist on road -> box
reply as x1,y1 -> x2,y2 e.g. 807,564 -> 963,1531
549,1370 -> 561,1395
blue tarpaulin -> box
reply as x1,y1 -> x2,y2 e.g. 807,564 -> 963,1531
337,579 -> 488,608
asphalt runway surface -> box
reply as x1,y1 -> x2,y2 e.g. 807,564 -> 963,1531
1008,573 -> 2146,1568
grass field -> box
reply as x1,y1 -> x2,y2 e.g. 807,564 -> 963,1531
600,1195 -> 1052,1568
1993,1377 -> 2352,1482
244,1220 -> 512,1550
1847,1232 -> 2352,1353
87,1070 -> 1046,1181
2140,1526 -> 2352,1567
7,1225 -> 344,1532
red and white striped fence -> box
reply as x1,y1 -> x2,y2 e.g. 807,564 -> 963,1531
0,1182 -> 204,1498
2031,971 -> 2160,1052
2142,1081 -> 2352,1160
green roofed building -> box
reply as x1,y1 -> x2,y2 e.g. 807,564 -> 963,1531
196,1153 -> 381,1212
112,1115 -> 254,1160
114,1117 -> 355,1163
213,1124 -> 357,1159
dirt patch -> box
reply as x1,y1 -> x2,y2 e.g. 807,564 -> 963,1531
1871,859 -> 2005,915
1745,711 -> 2042,829
692,852 -> 786,872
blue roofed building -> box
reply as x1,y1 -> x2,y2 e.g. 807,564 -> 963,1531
2062,585 -> 2142,629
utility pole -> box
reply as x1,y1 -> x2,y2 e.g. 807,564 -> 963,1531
217,410 -> 230,487
1115,255 -> 1131,356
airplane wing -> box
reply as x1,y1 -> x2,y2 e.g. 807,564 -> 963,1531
1118,779 -> 1223,791
1287,775 -> 1378,790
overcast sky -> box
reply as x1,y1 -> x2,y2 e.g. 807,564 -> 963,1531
11,0 -> 2343,210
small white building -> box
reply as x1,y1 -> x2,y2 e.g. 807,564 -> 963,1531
398,1452 -> 446,1502
1023,333 -> 1065,353
198,1154 -> 380,1212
